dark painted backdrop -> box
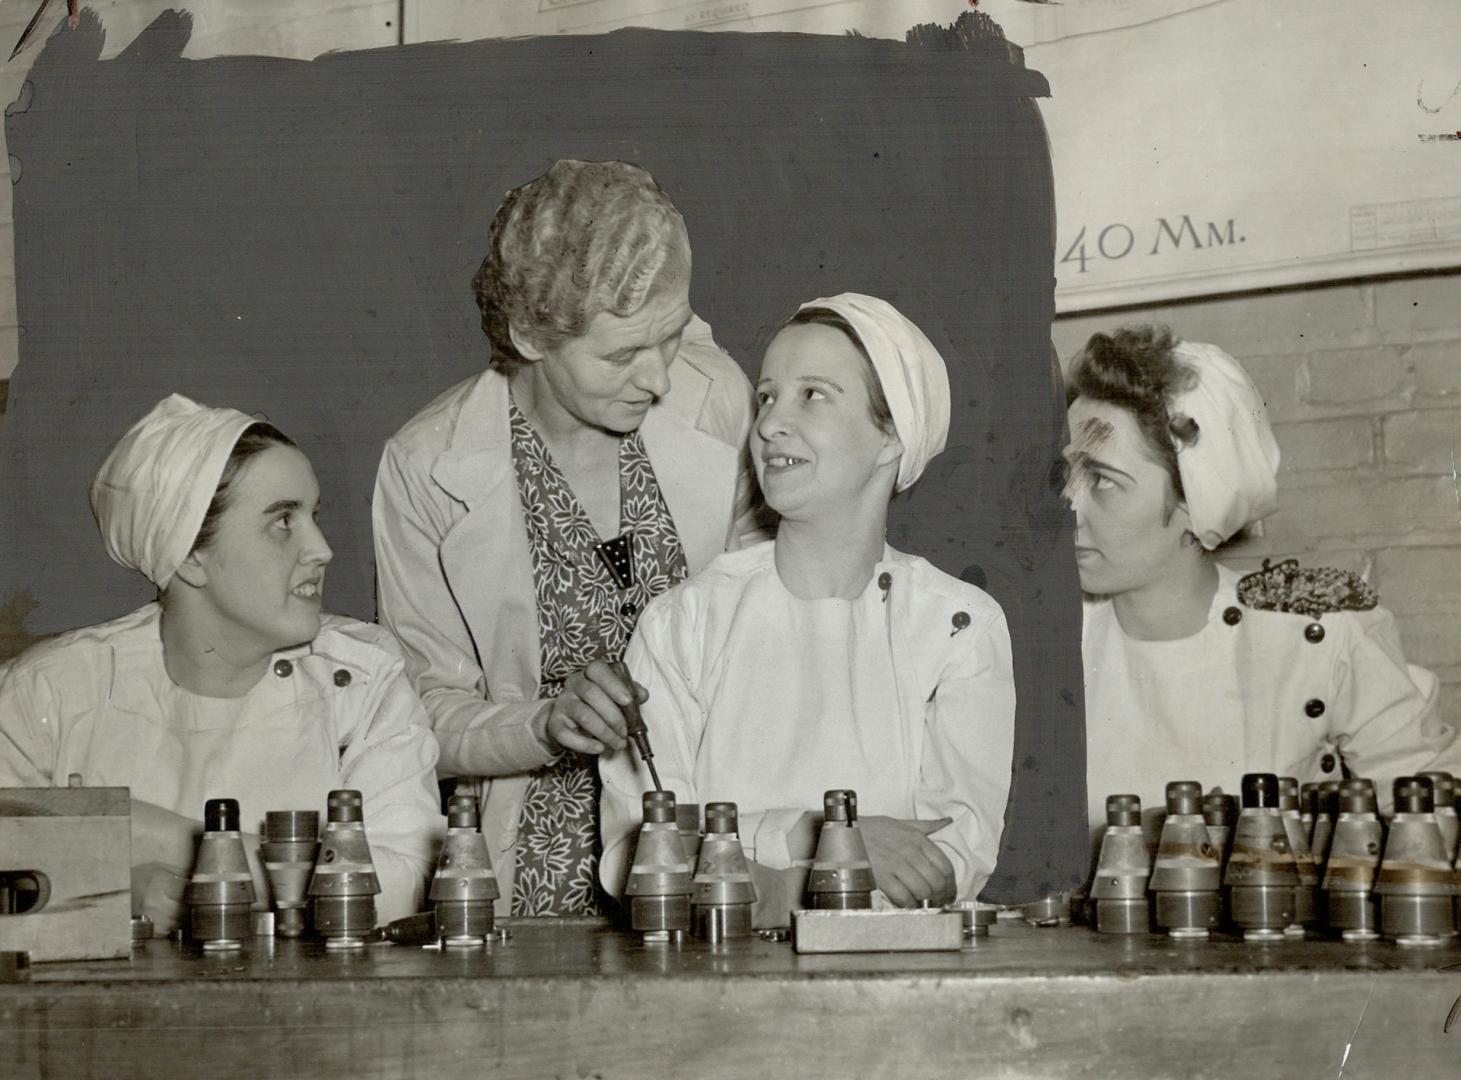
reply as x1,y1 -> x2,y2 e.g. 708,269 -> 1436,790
0,11 -> 1085,901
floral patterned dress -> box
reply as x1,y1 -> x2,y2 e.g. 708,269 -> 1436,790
509,401 -> 689,915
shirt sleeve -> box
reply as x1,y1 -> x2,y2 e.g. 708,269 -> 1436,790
598,597 -> 705,898
0,657 -> 57,787
372,436 -> 555,778
1330,605 -> 1454,808
917,605 -> 1017,901
335,647 -> 447,924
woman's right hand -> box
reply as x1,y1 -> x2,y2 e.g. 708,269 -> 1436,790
546,660 -> 645,756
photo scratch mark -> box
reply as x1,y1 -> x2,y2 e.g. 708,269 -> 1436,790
1445,991 -> 1461,1034
1417,133 -> 1461,143
1417,79 -> 1461,114
1337,979 -> 1378,1077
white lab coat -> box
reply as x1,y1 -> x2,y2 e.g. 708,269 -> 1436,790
0,603 -> 444,922
1085,563 -> 1452,839
600,542 -> 1016,902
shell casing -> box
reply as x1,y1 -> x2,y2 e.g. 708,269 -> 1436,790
261,838 -> 319,939
1225,807 -> 1298,933
807,808 -> 877,908
690,820 -> 757,941
185,816 -> 257,951
1375,805 -> 1457,944
1150,813 -> 1222,937
1090,820 -> 1151,935
626,809 -> 694,933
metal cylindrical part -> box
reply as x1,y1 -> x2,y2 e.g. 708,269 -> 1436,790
947,901 -> 996,939
1165,781 -> 1202,817
446,794 -> 480,830
823,789 -> 855,824
1106,794 -> 1142,828
642,790 -> 678,824
1154,891 -> 1221,938
189,905 -> 251,951
262,810 -> 320,940
205,798 -> 240,833
1381,893 -> 1453,946
1150,795 -> 1220,937
327,789 -> 365,824
1094,898 -> 1149,934
1326,891 -> 1380,941
265,810 -> 319,843
435,899 -> 493,946
1394,776 -> 1435,816
810,890 -> 872,911
631,893 -> 692,931
1230,885 -> 1294,933
313,895 -> 377,948
693,902 -> 753,943
1241,773 -> 1280,809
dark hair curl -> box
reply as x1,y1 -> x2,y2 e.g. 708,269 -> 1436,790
1066,324 -> 1199,506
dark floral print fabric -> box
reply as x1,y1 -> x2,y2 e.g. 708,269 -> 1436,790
508,401 -> 689,915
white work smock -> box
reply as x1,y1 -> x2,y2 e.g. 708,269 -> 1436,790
1085,563 -> 1453,843
0,603 -> 444,922
599,541 -> 1016,902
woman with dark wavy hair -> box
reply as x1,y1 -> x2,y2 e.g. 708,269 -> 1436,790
1065,325 -> 1451,839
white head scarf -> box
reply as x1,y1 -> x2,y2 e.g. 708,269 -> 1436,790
795,293 -> 951,492
1168,341 -> 1282,549
89,394 -> 261,589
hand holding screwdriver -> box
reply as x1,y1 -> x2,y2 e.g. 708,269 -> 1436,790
608,660 -> 662,792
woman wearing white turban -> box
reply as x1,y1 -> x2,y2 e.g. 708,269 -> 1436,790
1064,326 -> 1453,839
599,294 -> 1017,926
0,395 -> 443,931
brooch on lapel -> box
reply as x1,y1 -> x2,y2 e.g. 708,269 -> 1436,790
594,532 -> 636,590
1236,559 -> 1378,619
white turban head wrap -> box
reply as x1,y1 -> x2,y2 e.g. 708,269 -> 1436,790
1167,341 -> 1282,550
89,394 -> 262,590
794,293 -> 951,492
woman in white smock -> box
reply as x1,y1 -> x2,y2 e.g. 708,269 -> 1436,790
600,294 -> 1016,926
1064,326 -> 1453,844
0,395 -> 443,930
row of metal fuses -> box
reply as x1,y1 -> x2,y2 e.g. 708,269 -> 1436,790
1090,771 -> 1461,946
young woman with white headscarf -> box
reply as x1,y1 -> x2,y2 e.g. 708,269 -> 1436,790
1065,326 -> 1454,839
599,294 -> 1017,926
0,395 -> 442,931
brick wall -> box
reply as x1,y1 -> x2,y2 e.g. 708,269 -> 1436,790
1052,270 -> 1461,727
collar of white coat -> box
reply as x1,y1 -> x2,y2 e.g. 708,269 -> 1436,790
105,605 -> 374,717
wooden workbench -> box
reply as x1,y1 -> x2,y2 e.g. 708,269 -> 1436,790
4,916 -> 1460,1079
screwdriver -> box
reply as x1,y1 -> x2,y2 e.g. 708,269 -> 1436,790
609,660 -> 662,792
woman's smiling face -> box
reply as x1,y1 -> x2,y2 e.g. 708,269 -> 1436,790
752,322 -> 900,522
187,443 -> 333,654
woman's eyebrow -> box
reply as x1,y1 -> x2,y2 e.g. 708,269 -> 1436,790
798,375 -> 845,393
262,499 -> 302,515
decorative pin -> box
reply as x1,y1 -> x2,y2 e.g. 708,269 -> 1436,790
878,572 -> 892,603
594,532 -> 636,590
950,611 -> 971,637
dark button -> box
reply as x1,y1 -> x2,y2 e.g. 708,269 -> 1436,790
1305,698 -> 1326,718
619,601 -> 637,618
1222,606 -> 1242,626
1304,622 -> 1326,644
273,659 -> 293,678
333,669 -> 352,688
1320,752 -> 1337,774
950,611 -> 971,637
